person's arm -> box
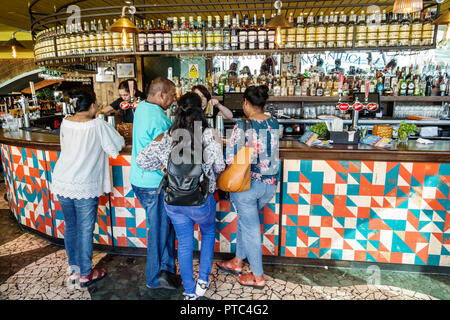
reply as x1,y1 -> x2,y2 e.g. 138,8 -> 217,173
97,119 -> 125,159
136,132 -> 171,171
210,99 -> 233,119
204,129 -> 226,175
96,105 -> 115,118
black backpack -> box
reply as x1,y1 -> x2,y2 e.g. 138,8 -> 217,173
159,151 -> 209,206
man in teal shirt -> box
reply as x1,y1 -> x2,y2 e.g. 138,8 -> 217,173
130,77 -> 179,289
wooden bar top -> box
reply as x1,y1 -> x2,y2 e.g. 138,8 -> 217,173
0,129 -> 449,163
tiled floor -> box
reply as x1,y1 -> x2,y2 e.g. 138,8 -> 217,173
0,184 -> 449,300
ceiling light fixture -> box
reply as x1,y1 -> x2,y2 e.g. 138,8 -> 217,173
7,30 -> 31,58
266,0 -> 293,48
108,5 -> 138,47
393,0 -> 423,14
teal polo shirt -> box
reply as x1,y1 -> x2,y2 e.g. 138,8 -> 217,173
130,100 -> 172,188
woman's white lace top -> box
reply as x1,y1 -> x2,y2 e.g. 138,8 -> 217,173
51,117 -> 125,199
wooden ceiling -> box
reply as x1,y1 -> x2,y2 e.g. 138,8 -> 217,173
0,0 -> 449,32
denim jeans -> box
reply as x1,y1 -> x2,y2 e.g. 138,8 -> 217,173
132,185 -> 176,288
230,180 -> 277,276
57,195 -> 99,276
164,193 -> 216,294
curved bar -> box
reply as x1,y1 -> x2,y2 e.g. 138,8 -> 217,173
0,129 -> 449,268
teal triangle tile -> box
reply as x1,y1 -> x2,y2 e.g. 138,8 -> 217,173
346,197 -> 358,207
357,240 -> 368,249
298,195 -> 310,205
349,172 -> 361,184
287,214 -> 298,226
396,187 -> 409,198
337,172 -> 348,183
324,194 -> 335,204
422,210 -> 434,220
411,176 -> 422,187
311,205 -> 332,216
299,226 -> 319,238
310,238 -> 320,248
434,210 -> 448,223
357,218 -> 370,231
436,198 -> 449,212
424,175 -> 439,187
418,221 -> 431,231
362,173 -> 373,183
319,248 -> 330,257
434,222 -> 445,233
409,209 -> 421,220
350,161 -> 362,171
366,252 -> 377,262
414,255 -> 426,265
396,198 -> 409,209
368,240 -> 380,250
334,217 -> 346,228
369,208 -> 381,219
441,246 -> 450,256
307,250 -> 319,259
283,192 -> 298,205
338,161 -> 350,171
344,228 -> 356,239
436,178 -> 449,198
392,232 -> 415,253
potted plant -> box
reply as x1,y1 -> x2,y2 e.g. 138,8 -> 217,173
394,121 -> 418,144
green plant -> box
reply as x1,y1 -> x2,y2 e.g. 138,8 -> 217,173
310,122 -> 328,138
395,121 -> 418,141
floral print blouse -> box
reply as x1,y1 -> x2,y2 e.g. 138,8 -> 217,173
225,117 -> 280,186
136,128 -> 225,194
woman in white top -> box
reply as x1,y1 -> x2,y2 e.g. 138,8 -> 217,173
51,88 -> 125,287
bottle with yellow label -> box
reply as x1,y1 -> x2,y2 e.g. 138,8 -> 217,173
410,12 -> 423,46
347,11 -> 356,47
112,19 -> 122,52
97,19 -> 105,53
104,20 -> 113,53
82,22 -> 90,54
422,10 -> 435,46
388,13 -> 400,46
296,14 -> 305,49
366,12 -> 378,47
306,13 -> 316,48
286,13 -> 296,48
326,12 -> 337,48
399,13 -> 411,46
356,11 -> 367,48
316,12 -> 326,48
336,11 -> 347,48
377,10 -> 388,46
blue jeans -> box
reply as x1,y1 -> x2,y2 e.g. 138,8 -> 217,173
164,193 -> 216,294
230,180 -> 277,276
132,185 -> 176,288
57,195 -> 99,276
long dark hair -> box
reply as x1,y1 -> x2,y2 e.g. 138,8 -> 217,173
69,87 -> 96,113
169,92 -> 209,149
191,85 -> 211,103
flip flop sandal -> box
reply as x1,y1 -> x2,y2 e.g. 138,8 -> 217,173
216,259 -> 243,275
237,273 -> 265,289
80,268 -> 107,288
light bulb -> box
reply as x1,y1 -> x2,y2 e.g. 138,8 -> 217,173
121,29 -> 128,46
12,46 -> 17,58
276,27 -> 282,47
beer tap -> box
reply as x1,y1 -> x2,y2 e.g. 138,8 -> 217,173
29,81 -> 38,107
18,95 -> 30,128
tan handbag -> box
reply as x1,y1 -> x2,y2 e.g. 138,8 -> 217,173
217,119 -> 255,193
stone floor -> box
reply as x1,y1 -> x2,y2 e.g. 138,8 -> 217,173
0,183 -> 449,300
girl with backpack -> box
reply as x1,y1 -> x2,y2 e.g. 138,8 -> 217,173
136,92 -> 225,300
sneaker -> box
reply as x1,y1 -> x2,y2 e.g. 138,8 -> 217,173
183,292 -> 199,300
195,279 -> 209,297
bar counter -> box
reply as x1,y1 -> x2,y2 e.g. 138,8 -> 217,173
0,129 -> 449,269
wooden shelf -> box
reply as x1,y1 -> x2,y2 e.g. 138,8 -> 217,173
213,96 -> 450,103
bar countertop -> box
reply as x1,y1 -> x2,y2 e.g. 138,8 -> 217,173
0,129 -> 449,163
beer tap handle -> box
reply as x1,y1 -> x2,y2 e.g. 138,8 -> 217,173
128,80 -> 135,103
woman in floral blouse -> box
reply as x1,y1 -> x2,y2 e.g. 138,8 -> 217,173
217,85 -> 279,289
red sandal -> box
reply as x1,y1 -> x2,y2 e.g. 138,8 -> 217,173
237,273 -> 265,289
216,259 -> 243,275
79,268 -> 107,288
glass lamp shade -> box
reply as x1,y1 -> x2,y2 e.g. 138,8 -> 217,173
392,0 -> 423,14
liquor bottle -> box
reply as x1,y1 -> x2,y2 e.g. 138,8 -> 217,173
239,15 -> 248,50
377,10 -> 388,46
214,16 -> 223,50
347,11 -> 356,47
179,17 -> 188,51
366,12 -> 378,47
187,17 -> 195,50
286,13 -> 296,48
223,15 -> 231,50
336,11 -> 347,48
399,74 -> 407,96
326,12 -> 337,48
154,19 -> 163,51
273,78 -> 281,96
206,16 -> 214,50
171,17 -> 179,51
163,19 -> 172,51
422,9 -> 435,46
248,15 -> 258,50
388,13 -> 400,46
82,21 -> 89,54
195,16 -> 203,50
267,14 -> 276,49
305,13 -> 316,48
356,11 -> 367,48
316,12 -> 326,48
90,20 -> 97,53
399,13 -> 411,46
407,68 -> 415,96
258,14 -> 268,50
440,75 -> 447,96
104,20 -> 113,53
112,19 -> 121,52
137,19 -> 146,52
147,20 -> 155,52
97,19 -> 105,53
55,26 -> 62,56
296,14 -> 305,49
295,80 -> 302,96
410,12 -> 422,46
231,14 -> 239,50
